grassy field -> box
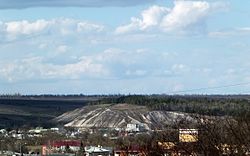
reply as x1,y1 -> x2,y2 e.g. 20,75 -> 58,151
0,97 -> 90,128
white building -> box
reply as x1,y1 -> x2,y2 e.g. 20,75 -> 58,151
85,146 -> 111,156
28,127 -> 48,134
125,123 -> 145,132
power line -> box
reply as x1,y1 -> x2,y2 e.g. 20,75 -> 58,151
169,82 -> 250,94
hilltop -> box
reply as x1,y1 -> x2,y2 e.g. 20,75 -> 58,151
55,103 -> 192,130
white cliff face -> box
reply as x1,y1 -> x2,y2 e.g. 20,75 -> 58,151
54,104 -> 191,130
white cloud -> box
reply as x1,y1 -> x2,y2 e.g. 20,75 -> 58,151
0,57 -> 44,82
0,18 -> 105,40
0,48 -> 162,82
160,1 -> 210,32
5,20 -> 49,36
115,5 -> 169,34
56,57 -> 107,79
141,5 -> 170,29
0,56 -> 108,82
116,1 -> 226,34
77,22 -> 104,33
115,18 -> 141,34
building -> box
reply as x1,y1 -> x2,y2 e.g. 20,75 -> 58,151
28,127 -> 48,134
85,146 -> 111,156
179,129 -> 198,143
125,123 -> 145,132
44,140 -> 82,154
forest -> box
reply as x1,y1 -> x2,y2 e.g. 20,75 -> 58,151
90,95 -> 250,116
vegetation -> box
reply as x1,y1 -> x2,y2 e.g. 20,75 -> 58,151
0,97 -> 88,128
1,94 -> 250,129
90,95 -> 250,116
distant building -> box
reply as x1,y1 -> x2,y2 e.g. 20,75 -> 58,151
44,140 -> 81,153
28,127 -> 48,134
179,129 -> 198,143
125,123 -> 145,132
85,146 -> 111,156
50,127 -> 59,131
0,129 -> 7,134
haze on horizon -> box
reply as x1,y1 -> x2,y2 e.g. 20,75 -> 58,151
0,0 -> 250,95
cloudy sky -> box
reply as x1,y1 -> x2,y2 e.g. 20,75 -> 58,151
0,0 -> 250,95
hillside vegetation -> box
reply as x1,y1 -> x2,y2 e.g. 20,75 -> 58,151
90,95 -> 250,116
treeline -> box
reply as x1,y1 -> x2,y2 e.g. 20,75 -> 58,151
0,94 -> 121,98
1,93 -> 250,117
89,95 -> 250,116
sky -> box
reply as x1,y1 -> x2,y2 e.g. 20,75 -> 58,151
0,0 -> 250,95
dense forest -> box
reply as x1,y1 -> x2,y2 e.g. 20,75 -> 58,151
90,95 -> 250,116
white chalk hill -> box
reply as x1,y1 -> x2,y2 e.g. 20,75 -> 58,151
55,104 -> 190,130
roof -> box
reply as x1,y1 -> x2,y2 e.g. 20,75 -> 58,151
51,140 -> 81,147
85,146 -> 110,153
